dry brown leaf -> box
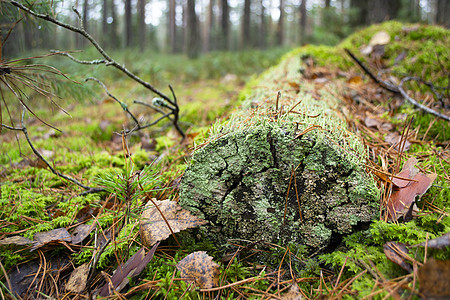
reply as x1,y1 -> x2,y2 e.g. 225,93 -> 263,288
347,75 -> 363,86
71,224 -> 94,244
387,158 -> 437,221
0,236 -> 33,246
392,157 -> 419,188
383,242 -> 412,273
384,132 -> 411,152
418,259 -> 450,299
65,263 -> 89,293
31,228 -> 72,251
279,283 -> 303,299
140,199 -> 207,247
176,251 -> 220,289
412,233 -> 450,250
99,243 -> 159,297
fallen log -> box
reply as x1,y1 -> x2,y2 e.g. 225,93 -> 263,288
179,51 -> 379,255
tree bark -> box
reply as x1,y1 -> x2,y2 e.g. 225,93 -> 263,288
259,0 -> 266,49
276,0 -> 284,46
203,0 -> 213,52
367,0 -> 400,24
168,0 -> 176,52
349,0 -> 368,26
138,0 -> 146,51
186,0 -> 200,58
125,0 -> 132,47
110,0 -> 119,49
82,0 -> 89,46
242,0 -> 251,49
102,0 -> 108,47
299,0 -> 307,45
220,0 -> 229,50
436,0 -> 450,28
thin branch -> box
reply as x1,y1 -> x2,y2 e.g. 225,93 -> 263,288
50,50 -> 106,65
8,0 -> 185,139
399,77 -> 450,122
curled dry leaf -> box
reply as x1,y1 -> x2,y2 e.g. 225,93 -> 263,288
0,236 -> 33,246
99,243 -> 159,297
140,199 -> 207,247
412,232 -> 450,250
383,242 -> 413,273
176,251 -> 220,289
31,227 -> 72,251
418,259 -> 450,299
71,224 -> 94,244
278,283 -> 303,300
387,157 -> 437,221
65,263 -> 89,293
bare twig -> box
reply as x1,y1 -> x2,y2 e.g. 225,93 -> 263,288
398,77 -> 450,122
8,0 -> 185,139
1,107 -> 103,192
345,48 -> 450,122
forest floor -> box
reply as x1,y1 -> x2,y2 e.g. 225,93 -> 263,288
0,21 -> 449,299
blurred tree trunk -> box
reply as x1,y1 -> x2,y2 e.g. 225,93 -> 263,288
110,0 -> 119,49
367,0 -> 400,24
349,0 -> 368,26
242,0 -> 251,49
186,0 -> 200,58
299,0 -> 307,45
203,0 -> 213,52
324,0 -> 330,7
125,0 -> 132,47
259,0 -> 266,49
221,0 -> 229,50
82,0 -> 89,46
102,0 -> 108,47
138,0 -> 146,51
23,16 -> 33,50
436,0 -> 450,28
168,0 -> 176,52
276,0 -> 284,45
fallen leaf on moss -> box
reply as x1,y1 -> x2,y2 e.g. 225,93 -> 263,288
31,228 -> 72,251
0,236 -> 33,246
384,132 -> 411,152
140,199 -> 207,247
387,157 -> 436,221
176,251 -> 220,289
383,242 -> 413,273
71,224 -> 94,244
278,283 -> 303,299
99,243 -> 159,296
418,259 -> 450,299
412,233 -> 450,249
65,263 -> 89,293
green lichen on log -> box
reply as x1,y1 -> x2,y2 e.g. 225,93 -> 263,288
180,49 -> 379,254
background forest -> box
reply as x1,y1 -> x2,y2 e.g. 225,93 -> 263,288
2,0 -> 450,59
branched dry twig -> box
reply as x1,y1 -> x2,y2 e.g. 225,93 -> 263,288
1,107 -> 104,193
344,48 -> 450,122
8,0 -> 185,139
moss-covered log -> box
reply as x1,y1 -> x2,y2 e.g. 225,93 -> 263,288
179,50 -> 379,254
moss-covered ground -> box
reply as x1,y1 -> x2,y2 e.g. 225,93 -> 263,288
0,22 -> 449,299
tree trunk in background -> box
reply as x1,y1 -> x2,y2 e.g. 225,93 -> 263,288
110,0 -> 119,49
349,0 -> 368,26
82,0 -> 89,46
169,0 -> 176,52
125,0 -> 132,47
325,0 -> 330,7
259,0 -> 266,49
203,0 -> 213,52
138,0 -> 146,51
242,0 -> 251,49
102,0 -> 108,47
368,0 -> 400,24
221,0 -> 229,50
436,0 -> 450,28
186,0 -> 200,58
299,0 -> 307,45
276,0 -> 284,46
23,15 -> 33,50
